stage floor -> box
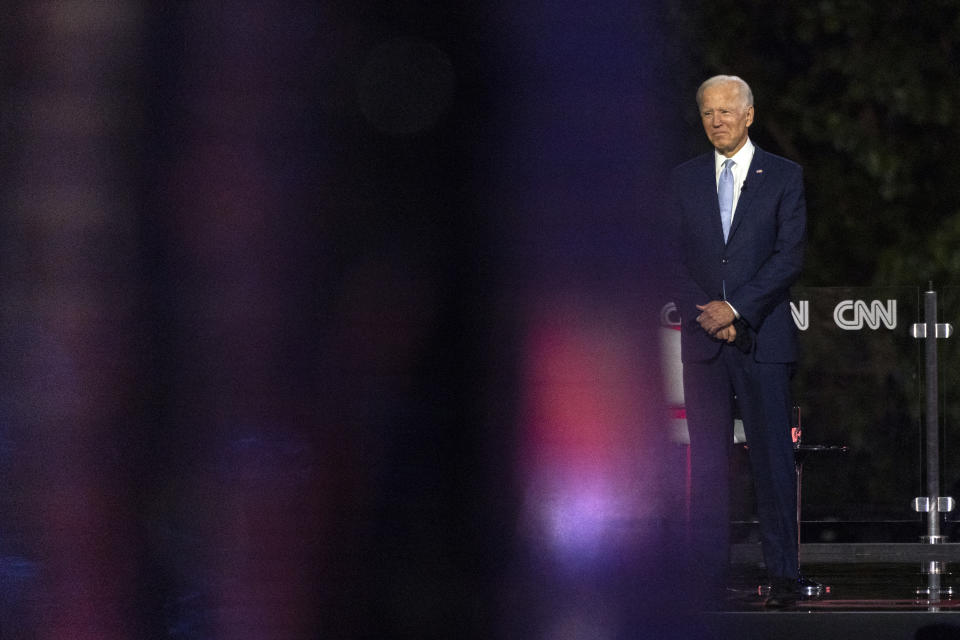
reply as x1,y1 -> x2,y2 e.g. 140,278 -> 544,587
730,562 -> 960,610
707,562 -> 960,640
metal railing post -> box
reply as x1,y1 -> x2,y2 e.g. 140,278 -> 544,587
910,286 -> 955,601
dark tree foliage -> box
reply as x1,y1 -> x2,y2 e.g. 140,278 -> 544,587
668,1 -> 960,286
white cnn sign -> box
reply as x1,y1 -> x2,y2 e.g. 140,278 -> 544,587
833,299 -> 897,330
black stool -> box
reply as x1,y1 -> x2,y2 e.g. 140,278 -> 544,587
758,407 -> 848,599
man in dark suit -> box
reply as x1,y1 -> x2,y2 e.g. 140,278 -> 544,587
668,75 -> 806,608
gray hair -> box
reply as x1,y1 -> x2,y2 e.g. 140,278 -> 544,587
696,75 -> 754,110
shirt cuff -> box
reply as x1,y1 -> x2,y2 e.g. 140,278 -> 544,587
724,301 -> 740,318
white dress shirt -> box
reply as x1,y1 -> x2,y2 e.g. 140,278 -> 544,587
714,139 -> 755,223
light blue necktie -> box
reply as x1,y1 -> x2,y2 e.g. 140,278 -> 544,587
718,158 -> 735,242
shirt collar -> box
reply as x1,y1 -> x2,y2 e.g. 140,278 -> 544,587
714,138 -> 755,174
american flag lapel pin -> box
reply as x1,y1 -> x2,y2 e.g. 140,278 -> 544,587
756,169 -> 763,174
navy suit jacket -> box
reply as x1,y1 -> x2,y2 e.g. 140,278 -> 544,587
669,145 -> 806,364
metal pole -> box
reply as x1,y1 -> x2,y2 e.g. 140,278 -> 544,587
912,287 -> 954,600
924,288 -> 941,543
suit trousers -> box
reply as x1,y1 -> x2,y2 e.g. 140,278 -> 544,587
682,343 -> 799,591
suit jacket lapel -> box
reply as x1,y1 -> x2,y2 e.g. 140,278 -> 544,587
694,153 -> 725,243
727,147 -> 766,242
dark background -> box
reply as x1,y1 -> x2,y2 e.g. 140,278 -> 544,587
0,1 -> 955,638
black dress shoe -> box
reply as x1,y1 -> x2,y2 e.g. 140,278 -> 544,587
764,577 -> 800,609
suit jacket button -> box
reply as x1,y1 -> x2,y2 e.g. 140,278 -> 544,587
721,258 -> 729,264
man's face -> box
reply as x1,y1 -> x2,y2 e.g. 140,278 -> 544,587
700,82 -> 754,157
